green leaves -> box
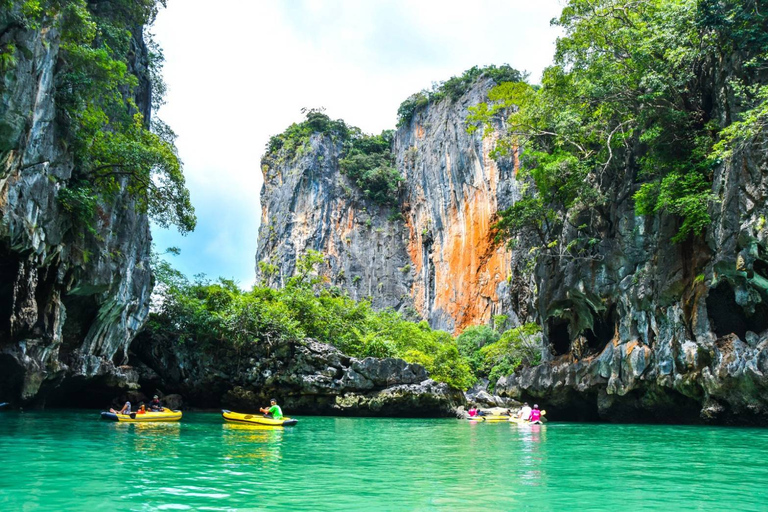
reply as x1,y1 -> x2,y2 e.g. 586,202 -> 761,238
50,0 -> 195,234
339,130 -> 401,205
471,0 -> 768,255
146,253 -> 475,390
397,65 -> 524,127
455,323 -> 542,390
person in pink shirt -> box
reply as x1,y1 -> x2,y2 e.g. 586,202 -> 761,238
468,406 -> 478,418
530,404 -> 542,423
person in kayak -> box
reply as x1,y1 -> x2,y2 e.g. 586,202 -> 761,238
109,401 -> 131,415
518,402 -> 532,421
149,395 -> 163,411
530,405 -> 542,423
468,406 -> 478,418
136,403 -> 147,415
260,399 -> 283,420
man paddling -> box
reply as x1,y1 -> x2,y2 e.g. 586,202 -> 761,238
260,399 -> 283,420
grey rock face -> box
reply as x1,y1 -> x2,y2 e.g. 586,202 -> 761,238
0,11 -> 152,406
493,68 -> 768,425
256,134 -> 414,312
131,334 -> 465,417
256,79 -> 521,332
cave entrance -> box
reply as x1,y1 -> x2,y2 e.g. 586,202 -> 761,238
0,354 -> 24,403
548,318 -> 570,356
60,294 -> 99,354
584,305 -> 616,354
706,282 -> 768,340
0,243 -> 18,341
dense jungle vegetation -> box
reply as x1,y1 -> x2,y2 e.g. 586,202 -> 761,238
468,0 -> 768,256
0,0 -> 195,233
145,251 -> 480,390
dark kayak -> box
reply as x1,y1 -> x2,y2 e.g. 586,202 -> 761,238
0,403 -> 9,409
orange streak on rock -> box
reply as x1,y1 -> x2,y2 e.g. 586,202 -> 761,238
403,132 -> 513,334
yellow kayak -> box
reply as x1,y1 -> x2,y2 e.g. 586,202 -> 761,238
100,408 -> 182,422
467,415 -> 511,422
222,410 -> 298,427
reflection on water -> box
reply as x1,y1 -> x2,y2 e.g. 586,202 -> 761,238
516,423 -> 546,486
2,413 -> 768,511
221,423 -> 283,462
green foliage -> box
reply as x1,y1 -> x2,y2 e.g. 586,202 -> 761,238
397,64 -> 524,127
265,108 -> 350,162
0,43 -> 17,72
0,0 -> 193,234
46,0 -> 195,234
456,323 -> 542,389
469,0 -> 768,258
145,251 -> 474,390
57,180 -> 98,234
480,323 -> 542,390
339,130 -> 401,205
265,111 -> 402,205
456,325 -> 500,375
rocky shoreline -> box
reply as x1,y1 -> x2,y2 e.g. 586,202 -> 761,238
126,335 -> 465,417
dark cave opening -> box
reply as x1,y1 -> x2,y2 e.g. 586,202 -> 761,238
60,294 -> 99,353
0,244 -> 18,340
753,259 -> 768,280
706,282 -> 768,340
584,305 -> 616,354
0,354 -> 24,403
548,318 -> 571,356
43,376 -> 125,409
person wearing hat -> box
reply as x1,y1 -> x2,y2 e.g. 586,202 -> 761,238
259,399 -> 283,420
149,395 -> 163,412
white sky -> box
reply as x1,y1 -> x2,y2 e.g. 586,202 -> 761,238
151,0 -> 564,286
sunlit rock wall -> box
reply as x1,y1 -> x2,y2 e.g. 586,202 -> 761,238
395,78 -> 521,332
256,79 -> 520,332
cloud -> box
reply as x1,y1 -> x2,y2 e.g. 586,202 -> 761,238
150,0 -> 563,287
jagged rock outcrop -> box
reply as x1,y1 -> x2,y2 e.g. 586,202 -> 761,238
130,335 -> 465,416
257,60 -> 768,423
257,133 -> 414,312
256,78 -> 520,332
0,8 -> 153,406
493,63 -> 768,425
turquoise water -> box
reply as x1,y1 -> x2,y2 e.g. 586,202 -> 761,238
1,412 -> 767,511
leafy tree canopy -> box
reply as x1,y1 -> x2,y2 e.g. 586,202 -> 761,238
468,0 -> 768,259
146,250 -> 474,390
2,0 -> 195,234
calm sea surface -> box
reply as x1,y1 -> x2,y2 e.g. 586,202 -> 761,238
1,411 -> 767,511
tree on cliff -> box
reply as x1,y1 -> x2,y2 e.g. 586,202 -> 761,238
2,0 -> 196,234
145,252 -> 474,390
468,0 -> 768,255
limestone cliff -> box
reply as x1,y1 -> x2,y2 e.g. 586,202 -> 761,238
257,58 -> 768,423
493,61 -> 768,424
257,133 -> 414,313
256,78 -> 520,333
0,6 -> 153,406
